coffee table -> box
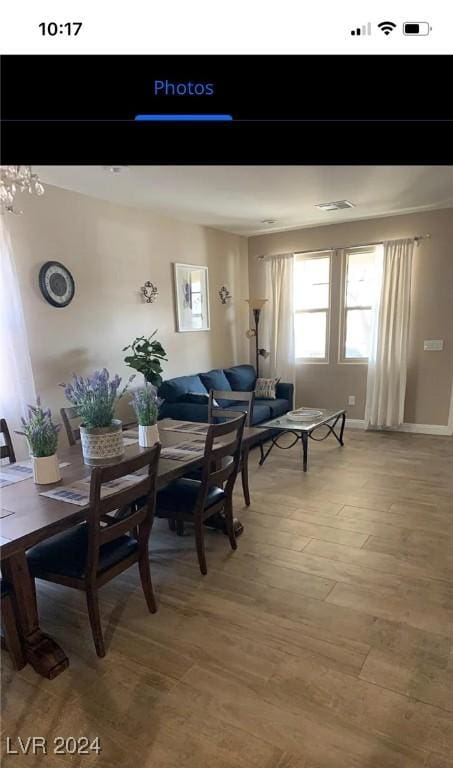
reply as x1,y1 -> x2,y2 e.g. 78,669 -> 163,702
258,408 -> 346,472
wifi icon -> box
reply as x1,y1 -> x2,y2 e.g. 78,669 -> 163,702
378,21 -> 397,35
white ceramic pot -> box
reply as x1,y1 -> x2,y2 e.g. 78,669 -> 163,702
138,423 -> 160,447
79,419 -> 124,466
31,453 -> 61,485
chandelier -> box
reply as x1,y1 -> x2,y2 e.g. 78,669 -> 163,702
0,166 -> 45,215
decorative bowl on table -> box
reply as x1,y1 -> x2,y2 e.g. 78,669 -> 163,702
287,408 -> 323,422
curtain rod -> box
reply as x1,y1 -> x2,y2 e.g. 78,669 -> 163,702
257,234 -> 431,261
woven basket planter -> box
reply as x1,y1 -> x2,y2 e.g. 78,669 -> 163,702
80,419 -> 124,466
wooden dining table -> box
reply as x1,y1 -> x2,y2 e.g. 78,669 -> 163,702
0,419 -> 263,679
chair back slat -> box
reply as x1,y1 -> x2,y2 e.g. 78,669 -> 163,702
60,407 -> 81,446
207,460 -> 236,488
99,507 -> 146,545
206,440 -> 239,463
96,477 -> 151,518
86,445 -> 161,579
0,419 -> 16,464
208,389 -> 255,427
94,451 -> 156,483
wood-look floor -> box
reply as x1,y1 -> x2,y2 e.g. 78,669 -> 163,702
2,429 -> 453,767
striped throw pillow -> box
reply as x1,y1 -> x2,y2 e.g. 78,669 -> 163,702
254,377 -> 280,400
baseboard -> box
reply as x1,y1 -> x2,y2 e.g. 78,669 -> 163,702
346,419 -> 451,436
345,419 -> 365,429
398,423 -> 452,436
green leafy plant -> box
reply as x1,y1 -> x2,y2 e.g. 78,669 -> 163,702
130,385 -> 159,426
123,331 -> 167,389
17,399 -> 61,457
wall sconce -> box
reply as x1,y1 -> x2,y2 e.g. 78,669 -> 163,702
141,281 -> 158,303
218,285 -> 232,304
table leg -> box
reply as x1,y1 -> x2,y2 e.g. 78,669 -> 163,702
339,411 -> 346,446
2,552 -> 69,679
301,432 -> 308,472
259,439 -> 275,466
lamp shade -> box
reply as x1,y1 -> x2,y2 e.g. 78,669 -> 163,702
246,298 -> 268,311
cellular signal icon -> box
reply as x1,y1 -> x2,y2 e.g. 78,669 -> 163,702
350,23 -> 371,36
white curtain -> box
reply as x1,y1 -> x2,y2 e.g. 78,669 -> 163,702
0,220 -> 36,447
265,255 -> 296,386
365,238 -> 414,429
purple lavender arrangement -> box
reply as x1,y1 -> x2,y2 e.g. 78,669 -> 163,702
17,398 -> 61,457
130,384 -> 159,426
61,368 -> 133,429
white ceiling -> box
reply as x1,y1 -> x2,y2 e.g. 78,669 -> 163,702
36,166 -> 453,236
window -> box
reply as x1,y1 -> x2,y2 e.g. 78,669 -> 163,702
294,253 -> 331,361
341,248 -> 376,361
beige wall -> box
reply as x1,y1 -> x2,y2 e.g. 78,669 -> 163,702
8,185 -> 249,432
248,208 -> 453,426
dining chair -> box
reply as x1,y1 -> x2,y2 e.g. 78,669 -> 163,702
0,418 -> 16,463
1,581 -> 25,669
60,406 -> 80,446
26,445 -> 161,658
208,389 -> 255,506
156,413 -> 246,575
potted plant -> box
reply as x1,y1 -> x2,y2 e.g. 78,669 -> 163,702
18,399 -> 61,484
131,385 -> 160,447
62,369 -> 131,465
123,330 -> 167,388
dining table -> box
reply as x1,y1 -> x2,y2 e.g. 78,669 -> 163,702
0,419 -> 264,679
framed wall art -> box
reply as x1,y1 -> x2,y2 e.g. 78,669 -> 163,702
173,263 -> 210,332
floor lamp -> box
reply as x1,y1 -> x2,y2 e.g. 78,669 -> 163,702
246,298 -> 268,377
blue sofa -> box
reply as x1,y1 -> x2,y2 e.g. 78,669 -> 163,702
158,364 -> 294,426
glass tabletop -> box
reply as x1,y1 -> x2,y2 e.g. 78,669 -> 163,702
258,408 -> 345,432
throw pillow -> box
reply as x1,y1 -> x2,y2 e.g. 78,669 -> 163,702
255,377 -> 280,400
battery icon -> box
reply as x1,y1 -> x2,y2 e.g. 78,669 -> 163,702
403,22 -> 430,35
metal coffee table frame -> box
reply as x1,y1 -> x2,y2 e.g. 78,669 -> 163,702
258,409 -> 346,472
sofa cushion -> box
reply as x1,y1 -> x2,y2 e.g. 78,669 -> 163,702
27,524 -> 138,580
178,392 -> 218,406
227,402 -> 272,425
159,402 -> 209,423
199,369 -> 232,405
256,398 -> 289,418
224,365 -> 256,392
158,375 -> 207,403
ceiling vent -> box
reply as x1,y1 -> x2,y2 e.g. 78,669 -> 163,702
315,200 -> 355,212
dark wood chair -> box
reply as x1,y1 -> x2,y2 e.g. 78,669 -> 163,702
208,389 -> 255,506
157,413 -> 246,575
26,445 -> 161,658
0,423 -> 24,668
60,406 -> 80,446
1,581 -> 25,669
1,418 -> 16,463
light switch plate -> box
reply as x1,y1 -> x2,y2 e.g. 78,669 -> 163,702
424,339 -> 444,351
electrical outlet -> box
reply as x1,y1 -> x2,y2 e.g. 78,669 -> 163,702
424,339 -> 444,351
348,395 -> 356,406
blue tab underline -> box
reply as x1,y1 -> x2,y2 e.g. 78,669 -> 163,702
135,114 -> 233,122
